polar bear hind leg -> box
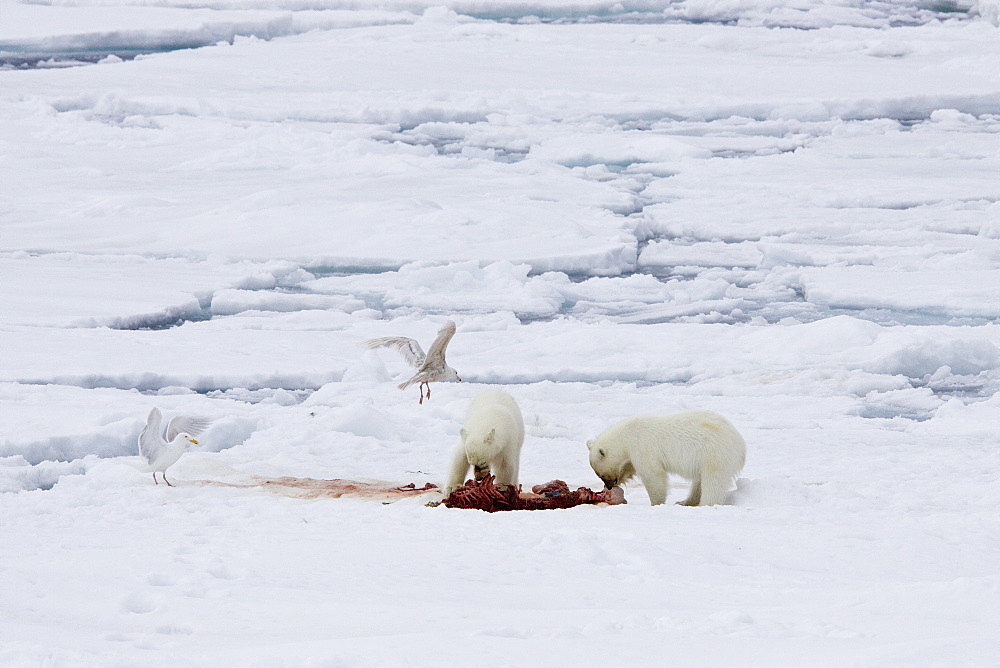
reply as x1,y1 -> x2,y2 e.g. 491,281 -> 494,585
696,470 -> 733,506
679,475 -> 702,506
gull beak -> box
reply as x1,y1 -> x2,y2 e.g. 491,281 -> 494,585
190,439 -> 199,445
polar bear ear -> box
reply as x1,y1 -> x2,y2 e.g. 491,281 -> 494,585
484,428 -> 496,445
460,427 -> 468,441
586,439 -> 594,450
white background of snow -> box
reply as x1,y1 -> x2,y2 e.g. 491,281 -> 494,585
2,0 -> 1000,664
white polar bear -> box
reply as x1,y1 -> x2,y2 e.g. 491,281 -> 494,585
587,410 -> 745,506
444,390 -> 525,495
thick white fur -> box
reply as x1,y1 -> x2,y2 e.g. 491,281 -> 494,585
444,390 -> 525,495
587,410 -> 746,506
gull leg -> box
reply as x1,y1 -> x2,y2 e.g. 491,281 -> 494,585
425,383 -> 432,401
418,385 -> 425,405
153,472 -> 159,485
163,473 -> 174,487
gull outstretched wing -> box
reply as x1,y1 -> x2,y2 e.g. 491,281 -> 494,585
138,407 -> 163,460
422,320 -> 456,370
364,336 -> 426,369
165,415 -> 214,442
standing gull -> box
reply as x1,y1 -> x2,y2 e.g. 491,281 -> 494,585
365,320 -> 461,404
138,407 -> 213,486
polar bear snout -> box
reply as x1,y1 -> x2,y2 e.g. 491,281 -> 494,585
473,463 -> 491,481
599,475 -> 618,490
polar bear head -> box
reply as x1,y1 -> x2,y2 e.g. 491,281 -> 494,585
461,426 -> 500,481
587,438 -> 635,490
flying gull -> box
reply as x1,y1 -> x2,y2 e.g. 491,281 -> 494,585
365,320 -> 461,404
138,407 -> 213,486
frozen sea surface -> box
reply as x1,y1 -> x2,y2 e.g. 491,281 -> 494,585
1,0 -> 999,664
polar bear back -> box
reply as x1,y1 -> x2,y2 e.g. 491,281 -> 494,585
463,389 -> 525,454
597,410 -> 745,480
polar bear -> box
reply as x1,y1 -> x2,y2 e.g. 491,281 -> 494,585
444,390 -> 525,495
587,410 -> 745,506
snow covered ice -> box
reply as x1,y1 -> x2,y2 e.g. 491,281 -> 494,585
2,0 -> 1000,663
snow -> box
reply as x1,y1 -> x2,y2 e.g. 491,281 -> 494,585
2,0 -> 1000,663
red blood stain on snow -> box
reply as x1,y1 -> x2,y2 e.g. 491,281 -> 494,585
197,477 -> 439,501
195,476 -> 625,511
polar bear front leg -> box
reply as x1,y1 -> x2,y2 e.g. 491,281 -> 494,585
639,471 -> 668,506
444,443 -> 472,495
493,453 -> 519,487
